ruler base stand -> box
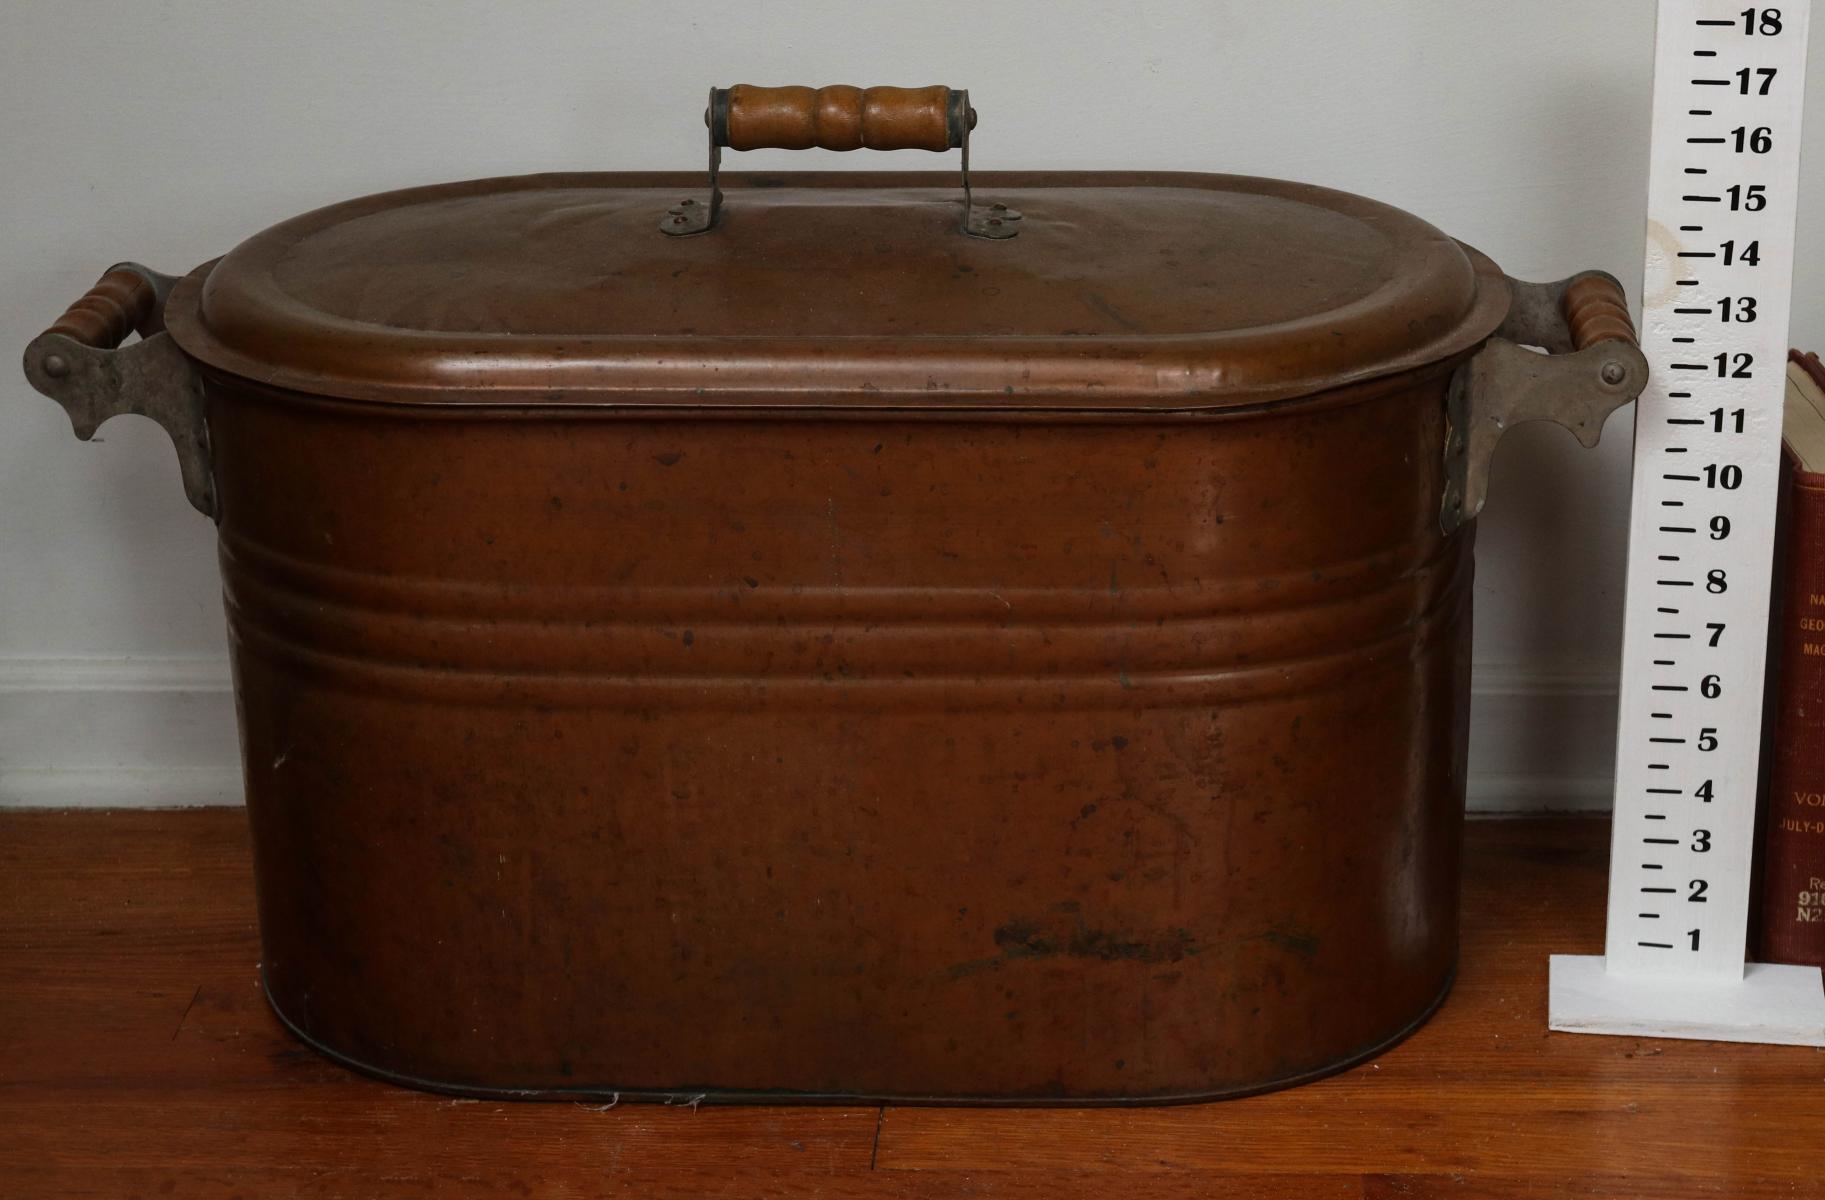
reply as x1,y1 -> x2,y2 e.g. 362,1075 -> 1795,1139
1549,954 -> 1825,1046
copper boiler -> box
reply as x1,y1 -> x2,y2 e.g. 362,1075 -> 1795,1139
23,85 -> 1647,1103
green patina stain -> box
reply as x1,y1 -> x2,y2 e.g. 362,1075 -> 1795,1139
1255,929 -> 1321,959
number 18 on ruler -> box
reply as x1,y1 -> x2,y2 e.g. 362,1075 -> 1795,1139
1548,0 -> 1825,1044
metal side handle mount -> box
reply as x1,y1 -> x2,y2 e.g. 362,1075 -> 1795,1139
22,263 -> 214,518
660,84 -> 1017,240
1440,272 -> 1648,534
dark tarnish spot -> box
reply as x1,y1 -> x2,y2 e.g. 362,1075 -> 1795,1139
947,920 -> 1320,981
654,451 -> 683,467
995,920 -> 1198,964
947,916 -> 1201,979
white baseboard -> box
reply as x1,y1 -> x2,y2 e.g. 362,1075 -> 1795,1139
0,656 -> 1621,813
0,657 -> 241,809
1466,662 -> 1621,814
0,766 -> 246,809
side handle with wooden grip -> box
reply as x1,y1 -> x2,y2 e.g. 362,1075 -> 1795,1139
1561,274 -> 1639,351
22,263 -> 214,517
42,267 -> 164,350
1441,270 -> 1649,533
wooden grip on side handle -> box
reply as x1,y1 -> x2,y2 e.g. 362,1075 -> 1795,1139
1561,274 -> 1638,350
716,84 -> 969,152
44,267 -> 159,349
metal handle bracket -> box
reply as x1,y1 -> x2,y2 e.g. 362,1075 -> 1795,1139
23,263 -> 214,518
1440,272 -> 1649,534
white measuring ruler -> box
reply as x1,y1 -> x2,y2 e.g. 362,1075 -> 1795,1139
1550,0 -> 1824,1044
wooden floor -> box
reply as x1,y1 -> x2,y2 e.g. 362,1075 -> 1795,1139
3,812 -> 1824,1199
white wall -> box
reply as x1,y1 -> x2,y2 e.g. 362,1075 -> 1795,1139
2,0 -> 1821,807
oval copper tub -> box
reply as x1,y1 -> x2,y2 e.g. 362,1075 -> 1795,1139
24,110 -> 1645,1102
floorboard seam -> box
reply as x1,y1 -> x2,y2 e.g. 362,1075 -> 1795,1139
172,983 -> 202,1041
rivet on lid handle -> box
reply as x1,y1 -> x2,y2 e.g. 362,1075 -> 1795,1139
661,85 -> 1018,240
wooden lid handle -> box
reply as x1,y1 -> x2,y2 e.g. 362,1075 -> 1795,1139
665,86 -> 1010,239
712,85 -> 971,152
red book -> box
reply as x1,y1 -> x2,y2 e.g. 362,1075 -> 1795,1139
1758,350 -> 1825,966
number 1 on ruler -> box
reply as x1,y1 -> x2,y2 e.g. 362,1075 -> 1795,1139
1606,0 -> 1810,979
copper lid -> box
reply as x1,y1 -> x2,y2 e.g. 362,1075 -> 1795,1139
163,170 -> 1508,410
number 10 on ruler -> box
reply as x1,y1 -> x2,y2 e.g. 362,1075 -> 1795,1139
1550,0 -> 1824,1046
